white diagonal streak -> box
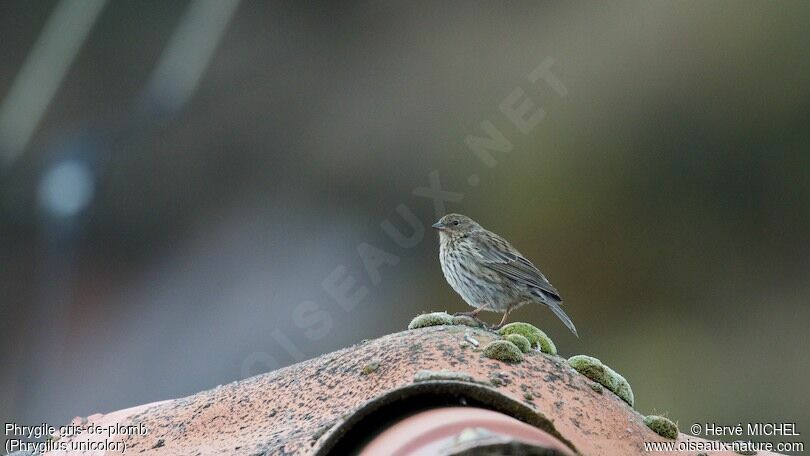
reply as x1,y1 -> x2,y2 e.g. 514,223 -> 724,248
0,0 -> 107,166
146,0 -> 241,113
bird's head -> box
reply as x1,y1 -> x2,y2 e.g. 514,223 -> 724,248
432,213 -> 480,238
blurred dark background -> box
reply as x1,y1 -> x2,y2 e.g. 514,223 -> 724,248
1,0 -> 808,452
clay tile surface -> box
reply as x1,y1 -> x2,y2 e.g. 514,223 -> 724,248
44,325 -> 783,455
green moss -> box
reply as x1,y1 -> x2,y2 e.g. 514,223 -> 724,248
482,340 -> 524,363
451,315 -> 485,327
504,334 -> 531,353
567,355 -> 634,406
498,322 -> 556,355
611,370 -> 634,406
414,369 -> 475,383
535,333 -> 556,355
408,312 -> 453,329
644,415 -> 679,439
360,361 -> 380,375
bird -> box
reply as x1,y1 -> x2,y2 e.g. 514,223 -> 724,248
432,213 -> 577,336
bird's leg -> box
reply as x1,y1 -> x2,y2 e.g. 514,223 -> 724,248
453,309 -> 480,318
453,303 -> 490,322
488,307 -> 513,330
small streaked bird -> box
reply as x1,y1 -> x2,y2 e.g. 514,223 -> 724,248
433,213 -> 577,336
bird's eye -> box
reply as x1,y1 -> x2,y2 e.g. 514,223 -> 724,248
453,221 -> 459,226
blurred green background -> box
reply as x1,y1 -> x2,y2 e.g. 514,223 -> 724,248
1,1 -> 808,452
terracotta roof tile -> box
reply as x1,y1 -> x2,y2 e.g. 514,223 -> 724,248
45,325 -> 783,455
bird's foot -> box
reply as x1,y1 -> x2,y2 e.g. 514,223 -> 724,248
487,310 -> 512,331
452,311 -> 487,326
452,310 -> 480,318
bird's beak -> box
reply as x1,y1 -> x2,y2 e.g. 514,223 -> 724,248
432,221 -> 446,231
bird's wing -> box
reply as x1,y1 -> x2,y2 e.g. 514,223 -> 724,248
474,232 -> 562,300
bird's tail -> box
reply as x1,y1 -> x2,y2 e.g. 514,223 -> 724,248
546,301 -> 578,337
